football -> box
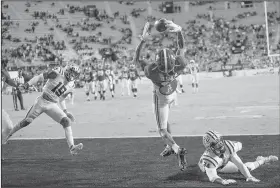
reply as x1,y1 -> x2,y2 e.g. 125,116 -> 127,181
154,18 -> 168,33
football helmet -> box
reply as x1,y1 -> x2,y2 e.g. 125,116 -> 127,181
203,130 -> 226,156
155,48 -> 176,76
64,63 -> 81,82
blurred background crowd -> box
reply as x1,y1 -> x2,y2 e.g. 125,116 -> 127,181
2,0 -> 280,92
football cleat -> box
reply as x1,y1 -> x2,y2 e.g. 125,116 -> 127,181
160,145 -> 174,157
177,147 -> 188,171
70,143 -> 83,156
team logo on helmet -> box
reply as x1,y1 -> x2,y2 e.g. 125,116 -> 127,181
156,48 -> 176,76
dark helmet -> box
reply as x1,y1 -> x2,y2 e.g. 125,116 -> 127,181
155,48 -> 176,75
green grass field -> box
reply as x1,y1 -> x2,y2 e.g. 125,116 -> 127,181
1,74 -> 280,187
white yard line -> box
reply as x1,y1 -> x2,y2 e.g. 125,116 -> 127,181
9,132 -> 280,141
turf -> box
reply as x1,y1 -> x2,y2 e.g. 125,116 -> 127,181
1,135 -> 280,188
1,74 -> 279,187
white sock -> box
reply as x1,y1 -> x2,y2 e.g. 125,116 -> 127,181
172,144 -> 180,154
64,126 -> 74,148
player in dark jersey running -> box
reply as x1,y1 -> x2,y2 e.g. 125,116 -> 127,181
133,21 -> 188,170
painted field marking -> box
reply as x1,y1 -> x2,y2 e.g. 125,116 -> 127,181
236,105 -> 279,110
194,115 -> 264,120
9,132 -> 280,141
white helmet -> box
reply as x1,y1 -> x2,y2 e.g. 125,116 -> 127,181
203,130 -> 226,155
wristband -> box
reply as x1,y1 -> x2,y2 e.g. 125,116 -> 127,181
63,109 -> 68,113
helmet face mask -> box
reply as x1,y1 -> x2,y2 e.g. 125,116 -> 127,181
64,63 -> 80,82
210,140 -> 226,156
156,48 -> 176,76
203,131 -> 226,156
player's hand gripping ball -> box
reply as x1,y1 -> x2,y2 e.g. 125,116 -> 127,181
154,18 -> 168,33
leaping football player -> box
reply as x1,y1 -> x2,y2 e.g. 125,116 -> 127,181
96,63 -> 107,100
189,59 -> 199,93
128,64 -> 141,98
120,65 -> 130,96
2,63 -> 83,156
104,63 -> 116,98
134,21 -> 188,170
198,130 -> 278,185
1,58 -> 20,145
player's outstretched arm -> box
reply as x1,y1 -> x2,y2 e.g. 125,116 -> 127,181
133,22 -> 150,71
230,153 -> 260,182
2,70 -> 18,88
27,70 -> 58,87
204,164 -> 237,186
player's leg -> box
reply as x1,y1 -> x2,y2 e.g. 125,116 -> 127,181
154,93 -> 187,170
109,77 -> 114,98
102,80 -> 107,100
90,81 -> 96,100
12,89 -> 19,111
191,75 -> 196,93
2,109 -> 14,144
195,74 -> 199,93
245,156 -> 278,171
178,75 -> 185,93
133,80 -> 138,97
17,89 -> 25,110
84,82 -> 90,101
45,103 -> 83,155
126,79 -> 130,96
4,97 -> 43,144
121,79 -> 125,96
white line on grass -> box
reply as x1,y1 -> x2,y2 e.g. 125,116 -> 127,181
9,132 -> 280,141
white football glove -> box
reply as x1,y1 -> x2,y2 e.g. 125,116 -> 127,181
165,20 -> 182,32
139,22 -> 150,41
246,176 -> 260,182
65,111 -> 75,122
222,179 -> 237,185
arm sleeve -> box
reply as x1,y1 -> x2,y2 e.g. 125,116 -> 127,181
205,167 -> 222,182
133,40 -> 149,71
177,30 -> 184,49
28,74 -> 45,86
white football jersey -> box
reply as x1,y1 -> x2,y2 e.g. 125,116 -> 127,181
198,140 -> 242,172
189,63 -> 199,74
42,67 -> 74,102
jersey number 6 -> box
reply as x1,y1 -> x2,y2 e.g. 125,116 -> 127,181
51,82 -> 67,97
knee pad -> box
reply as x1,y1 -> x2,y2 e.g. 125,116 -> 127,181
60,117 -> 71,128
86,92 -> 89,96
180,84 -> 183,88
19,118 -> 33,128
192,83 -> 195,87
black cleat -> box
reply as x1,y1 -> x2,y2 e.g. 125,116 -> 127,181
160,145 -> 174,157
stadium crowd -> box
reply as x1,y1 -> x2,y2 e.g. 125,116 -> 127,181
2,1 -> 280,90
